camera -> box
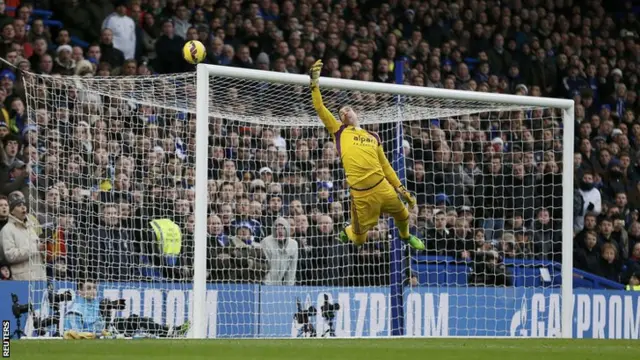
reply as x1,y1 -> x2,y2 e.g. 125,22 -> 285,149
321,294 -> 340,320
10,283 -> 75,338
48,282 -> 73,310
9,293 -> 32,339
293,297 -> 316,338
99,299 -> 127,325
33,283 -> 73,337
320,294 -> 340,337
11,293 -> 31,318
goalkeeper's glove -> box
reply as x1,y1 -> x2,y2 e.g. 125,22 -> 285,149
309,59 -> 323,89
396,185 -> 416,209
63,330 -> 97,340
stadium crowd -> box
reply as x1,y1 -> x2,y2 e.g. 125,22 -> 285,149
0,0 -> 637,291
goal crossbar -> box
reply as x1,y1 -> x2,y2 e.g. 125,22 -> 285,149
199,64 -> 574,109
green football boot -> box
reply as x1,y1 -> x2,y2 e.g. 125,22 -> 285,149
337,228 -> 350,244
401,235 -> 425,250
174,321 -> 191,337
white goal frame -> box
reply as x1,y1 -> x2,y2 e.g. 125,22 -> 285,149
192,64 -> 576,339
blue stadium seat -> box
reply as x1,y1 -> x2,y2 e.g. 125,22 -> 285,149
572,267 -> 625,290
164,256 -> 178,267
411,255 -> 472,286
139,256 -> 163,280
43,20 -> 63,28
410,255 -> 623,289
70,36 -> 89,48
5,6 -> 53,19
463,57 -> 480,71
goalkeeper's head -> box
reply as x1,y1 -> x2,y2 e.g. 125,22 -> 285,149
339,106 -> 358,126
77,279 -> 98,300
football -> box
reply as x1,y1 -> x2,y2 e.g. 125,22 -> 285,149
183,40 -> 207,64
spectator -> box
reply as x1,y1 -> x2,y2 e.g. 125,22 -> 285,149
44,206 -> 74,279
307,214 -> 349,286
506,162 -> 535,221
0,195 -> 8,231
531,208 -> 561,261
487,34 -> 512,77
38,53 -> 53,74
574,171 -> 602,232
1,159 -> 34,206
86,203 -> 135,281
53,0 -> 97,44
624,243 -> 640,278
423,209 -> 455,256
0,193 -> 45,281
475,155 -> 507,242
352,220 -> 391,286
233,196 -> 263,238
627,272 -> 640,291
0,264 -> 10,280
86,43 -> 101,64
575,230 -> 601,274
611,215 -> 630,260
563,65 -> 588,98
204,214 -> 231,281
602,158 -> 632,203
513,229 -> 535,259
228,222 -> 267,283
71,45 -> 84,63
468,250 -> 513,287
454,217 -> 474,260
98,28 -> 124,69
600,243 -> 622,283
53,44 -> 75,75
262,216 -> 298,286
154,19 -> 184,74
171,3 -> 191,40
102,0 -> 136,61
140,13 -> 160,61
575,212 -> 598,248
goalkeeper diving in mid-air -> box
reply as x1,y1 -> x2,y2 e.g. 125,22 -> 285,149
309,60 -> 425,250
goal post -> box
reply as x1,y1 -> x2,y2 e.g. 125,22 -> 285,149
19,62 -> 577,340
193,63 -> 575,339
193,65 -> 211,340
389,59 -> 407,336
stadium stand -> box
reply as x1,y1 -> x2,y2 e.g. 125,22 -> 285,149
0,0 -> 638,292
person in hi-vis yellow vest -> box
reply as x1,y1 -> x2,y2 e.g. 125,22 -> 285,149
143,218 -> 182,279
626,272 -> 640,291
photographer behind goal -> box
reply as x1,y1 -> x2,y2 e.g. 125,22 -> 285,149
63,279 -> 190,339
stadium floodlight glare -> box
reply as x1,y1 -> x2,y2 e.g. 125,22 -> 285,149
22,62 -> 574,339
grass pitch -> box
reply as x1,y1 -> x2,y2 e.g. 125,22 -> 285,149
11,338 -> 640,360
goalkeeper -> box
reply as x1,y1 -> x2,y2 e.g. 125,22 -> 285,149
309,60 -> 425,250
63,279 -> 190,339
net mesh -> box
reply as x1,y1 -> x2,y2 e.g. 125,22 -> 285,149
21,69 -> 565,338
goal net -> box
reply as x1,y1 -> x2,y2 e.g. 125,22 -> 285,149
20,65 -> 573,339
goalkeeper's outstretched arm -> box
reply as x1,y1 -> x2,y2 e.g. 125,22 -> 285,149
377,145 -> 402,188
377,144 -> 417,209
309,60 -> 342,134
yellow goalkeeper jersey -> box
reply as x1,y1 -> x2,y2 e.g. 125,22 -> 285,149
312,87 -> 401,191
